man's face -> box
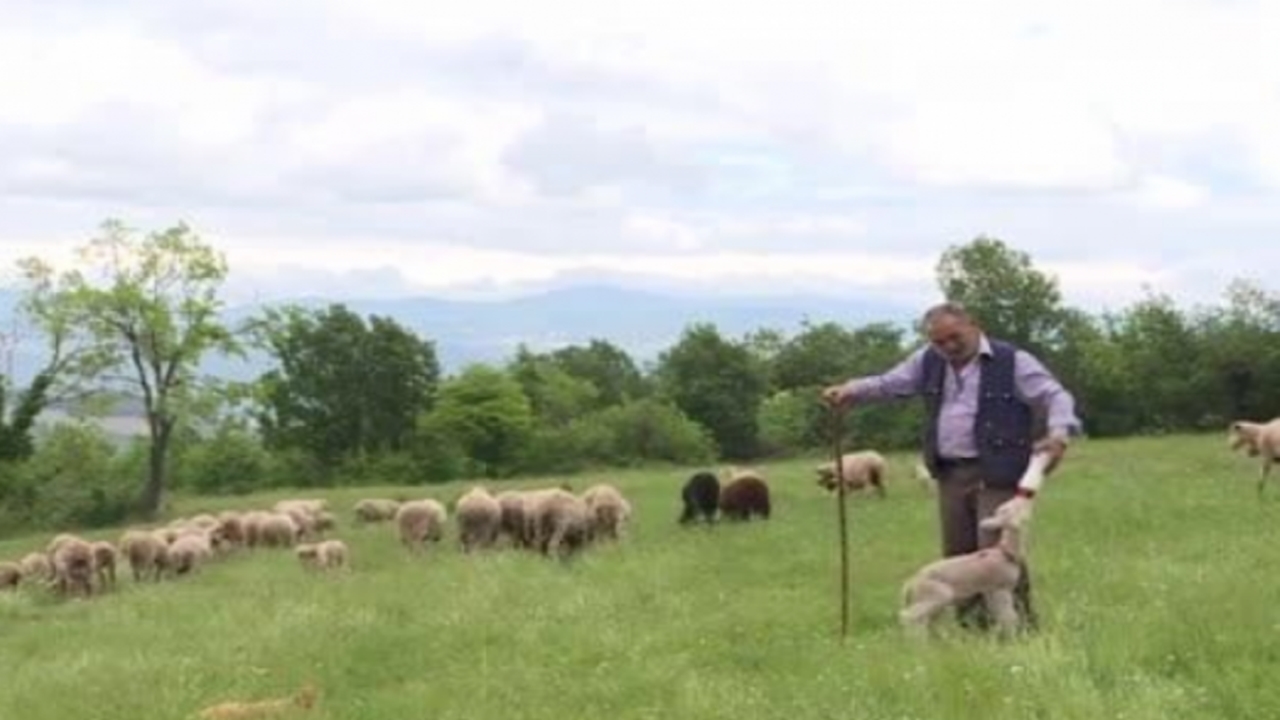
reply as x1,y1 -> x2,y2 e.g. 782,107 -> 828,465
926,314 -> 980,363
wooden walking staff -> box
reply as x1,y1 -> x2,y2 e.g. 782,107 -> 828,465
830,404 -> 851,639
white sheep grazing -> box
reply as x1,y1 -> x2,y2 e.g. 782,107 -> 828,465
1228,418 -> 1280,497
353,499 -> 401,524
580,483 -> 632,542
494,491 -> 529,548
166,533 -> 214,577
297,539 -> 349,571
455,486 -> 501,553
50,536 -> 95,598
815,451 -> 888,498
531,489 -> 591,559
899,496 -> 1034,640
89,540 -> 118,591
119,530 -> 169,582
256,512 -> 300,548
395,499 -> 448,552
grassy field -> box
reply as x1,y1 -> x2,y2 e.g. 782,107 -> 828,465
1,433 -> 1278,719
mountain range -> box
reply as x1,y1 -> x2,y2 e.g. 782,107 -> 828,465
0,283 -> 920,399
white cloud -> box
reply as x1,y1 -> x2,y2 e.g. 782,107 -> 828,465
0,0 -> 1278,314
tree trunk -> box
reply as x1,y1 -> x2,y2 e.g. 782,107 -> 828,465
138,419 -> 172,519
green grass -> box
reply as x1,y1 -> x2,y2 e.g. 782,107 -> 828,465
2,433 -> 1279,719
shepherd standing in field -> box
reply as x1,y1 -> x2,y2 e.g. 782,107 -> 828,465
822,301 -> 1082,632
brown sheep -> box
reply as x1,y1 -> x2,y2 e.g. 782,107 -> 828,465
531,489 -> 591,559
51,536 -> 95,598
395,499 -> 447,552
815,450 -> 888,498
119,530 -> 169,582
217,511 -> 246,547
1229,418 -> 1280,497
0,561 -> 20,590
455,486 -> 502,552
581,483 -> 632,542
90,540 -> 118,591
718,468 -> 771,521
353,498 -> 401,524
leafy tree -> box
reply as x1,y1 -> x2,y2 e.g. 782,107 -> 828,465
16,219 -> 239,518
427,364 -> 535,477
508,345 -> 600,426
547,339 -> 648,407
655,323 -> 767,459
249,303 -> 440,464
936,235 -> 1066,356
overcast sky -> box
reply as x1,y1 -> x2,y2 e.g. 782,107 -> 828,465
0,0 -> 1276,310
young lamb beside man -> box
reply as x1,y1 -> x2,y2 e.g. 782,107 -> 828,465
898,453 -> 1051,640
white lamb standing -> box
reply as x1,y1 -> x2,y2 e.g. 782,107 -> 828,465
898,452 -> 1050,640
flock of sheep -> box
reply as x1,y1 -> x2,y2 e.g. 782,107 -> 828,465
0,480 -> 638,601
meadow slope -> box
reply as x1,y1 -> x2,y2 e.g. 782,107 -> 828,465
1,434 -> 1278,719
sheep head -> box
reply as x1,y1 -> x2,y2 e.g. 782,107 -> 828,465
814,463 -> 837,488
979,496 -> 1033,558
1228,421 -> 1260,454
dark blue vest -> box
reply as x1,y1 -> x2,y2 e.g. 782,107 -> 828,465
920,338 -> 1033,488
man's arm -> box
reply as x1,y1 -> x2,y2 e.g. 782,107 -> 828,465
1013,350 -> 1083,441
835,346 -> 927,404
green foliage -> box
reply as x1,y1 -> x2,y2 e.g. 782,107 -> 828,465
248,303 -> 440,463
179,424 -> 271,496
15,218 -> 240,518
0,371 -> 55,462
0,421 -> 135,532
428,364 -> 536,478
655,323 -> 768,459
936,235 -> 1066,357
546,338 -> 649,407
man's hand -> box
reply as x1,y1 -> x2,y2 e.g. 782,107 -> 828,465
821,384 -> 850,410
1032,436 -> 1067,473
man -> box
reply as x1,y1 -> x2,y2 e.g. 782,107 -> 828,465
822,301 -> 1082,631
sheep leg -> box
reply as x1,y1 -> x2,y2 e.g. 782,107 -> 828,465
1259,460 -> 1272,500
899,579 -> 954,639
985,589 -> 1020,641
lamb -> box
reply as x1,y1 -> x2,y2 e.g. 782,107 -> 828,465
679,471 -> 720,524
718,468 -> 771,521
455,486 -> 501,553
0,561 -> 20,590
581,483 -> 632,542
898,495 -> 1034,640
530,489 -> 591,559
815,450 -> 888,498
167,533 -> 215,576
119,530 -> 169,582
395,499 -> 448,552
90,540 -> 118,590
19,552 -> 52,584
295,540 -> 349,571
1228,418 -> 1280,497
914,460 -> 937,493
50,536 -> 95,598
353,498 -> 401,524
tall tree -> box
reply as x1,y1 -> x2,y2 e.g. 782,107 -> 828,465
656,322 -> 767,459
546,339 -> 648,408
935,235 -> 1066,355
16,219 -> 239,517
249,303 -> 440,463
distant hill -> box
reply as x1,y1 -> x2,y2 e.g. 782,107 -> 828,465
0,283 -> 919,415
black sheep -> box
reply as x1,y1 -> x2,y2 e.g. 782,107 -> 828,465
678,471 -> 720,524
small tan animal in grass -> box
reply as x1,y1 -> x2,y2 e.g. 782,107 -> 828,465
196,683 -> 318,719
898,495 -> 1033,640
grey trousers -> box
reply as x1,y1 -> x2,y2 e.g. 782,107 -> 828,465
936,460 -> 1037,632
